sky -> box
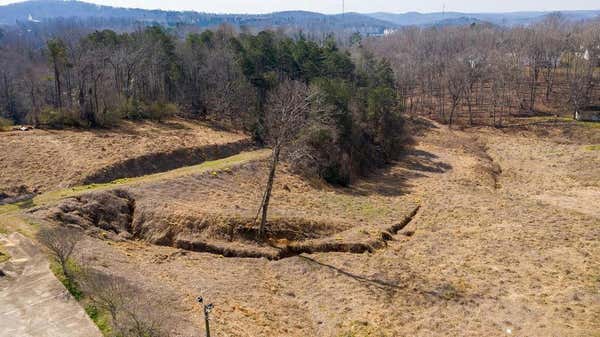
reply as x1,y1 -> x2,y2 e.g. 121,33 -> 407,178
0,0 -> 599,14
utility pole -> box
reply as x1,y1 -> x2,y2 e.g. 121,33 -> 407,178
197,296 -> 214,337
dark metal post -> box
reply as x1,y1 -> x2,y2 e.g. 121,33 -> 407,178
198,296 -> 214,337
204,305 -> 211,337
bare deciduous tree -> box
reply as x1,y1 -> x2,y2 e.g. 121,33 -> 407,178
36,226 -> 83,282
565,24 -> 600,119
364,19 -> 600,126
255,80 -> 312,238
79,269 -> 168,337
445,59 -> 467,128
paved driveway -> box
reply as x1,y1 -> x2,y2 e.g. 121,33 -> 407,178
0,233 -> 102,337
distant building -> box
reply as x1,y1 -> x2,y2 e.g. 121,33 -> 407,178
576,45 -> 600,63
27,14 -> 40,23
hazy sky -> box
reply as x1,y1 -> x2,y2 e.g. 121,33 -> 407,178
1,0 -> 599,14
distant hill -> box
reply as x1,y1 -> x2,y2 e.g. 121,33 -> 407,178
0,0 -> 395,34
0,1 -> 598,33
368,10 -> 600,27
431,17 -> 486,28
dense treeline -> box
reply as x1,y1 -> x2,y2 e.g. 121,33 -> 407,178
365,15 -> 600,126
0,25 -> 404,185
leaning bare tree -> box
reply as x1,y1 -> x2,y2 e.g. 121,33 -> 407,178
255,80 -> 311,238
36,226 -> 83,283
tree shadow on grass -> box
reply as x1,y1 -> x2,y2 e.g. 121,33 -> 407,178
298,255 -> 461,303
338,148 -> 452,198
396,149 -> 452,174
297,254 -> 444,303
300,255 -> 406,291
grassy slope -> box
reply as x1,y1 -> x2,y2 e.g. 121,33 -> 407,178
0,147 -> 271,335
0,118 -> 249,193
0,149 -> 271,232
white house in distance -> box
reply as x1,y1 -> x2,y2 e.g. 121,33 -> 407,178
27,14 -> 40,23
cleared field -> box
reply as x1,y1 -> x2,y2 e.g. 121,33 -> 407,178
1,117 -> 598,337
38,155 -> 423,259
0,119 -> 249,198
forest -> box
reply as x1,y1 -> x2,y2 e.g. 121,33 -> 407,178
0,24 -> 403,185
1,15 -> 599,185
1,14 -> 598,128
366,14 -> 600,126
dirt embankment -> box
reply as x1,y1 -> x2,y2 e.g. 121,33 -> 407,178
42,189 -> 420,260
48,189 -> 135,235
0,119 -> 249,200
0,186 -> 37,206
81,139 -> 253,184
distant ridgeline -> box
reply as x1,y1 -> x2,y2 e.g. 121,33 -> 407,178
0,0 -> 393,35
1,0 -> 599,34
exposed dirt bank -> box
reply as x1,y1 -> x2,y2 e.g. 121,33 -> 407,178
43,189 -> 420,260
82,139 -> 253,184
0,118 -> 248,196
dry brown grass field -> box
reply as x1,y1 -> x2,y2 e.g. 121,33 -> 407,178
1,116 -> 599,337
0,119 -> 249,199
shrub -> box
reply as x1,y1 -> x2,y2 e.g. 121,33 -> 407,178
80,271 -> 169,337
146,102 -> 178,121
0,116 -> 13,131
122,100 -> 178,122
322,164 -> 351,186
95,108 -> 124,128
85,304 -> 112,336
39,108 -> 85,129
119,99 -> 144,120
37,226 -> 83,286
50,259 -> 83,300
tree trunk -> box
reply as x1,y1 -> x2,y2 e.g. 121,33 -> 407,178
529,66 -> 539,113
448,102 -> 457,129
54,62 -> 62,109
30,82 -> 38,126
467,95 -> 473,126
258,145 -> 281,238
544,64 -> 556,101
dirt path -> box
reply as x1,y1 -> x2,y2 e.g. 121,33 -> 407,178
0,233 -> 102,337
